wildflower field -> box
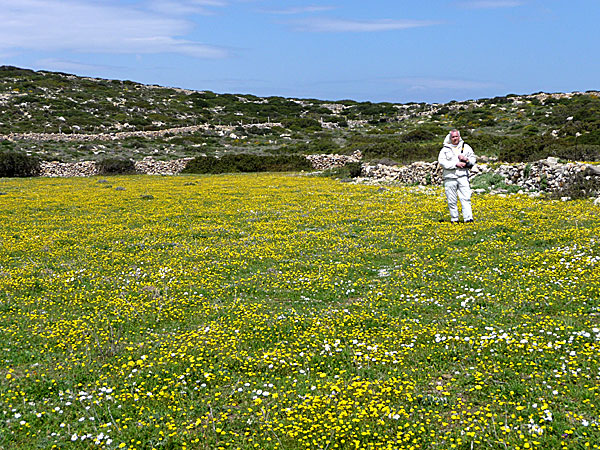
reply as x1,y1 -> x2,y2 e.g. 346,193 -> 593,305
1,173 -> 599,450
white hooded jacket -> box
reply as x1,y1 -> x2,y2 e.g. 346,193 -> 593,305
438,133 -> 476,179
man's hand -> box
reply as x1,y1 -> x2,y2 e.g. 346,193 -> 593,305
456,162 -> 466,168
458,154 -> 468,162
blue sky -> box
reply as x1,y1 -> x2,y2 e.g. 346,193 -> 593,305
1,0 -> 598,103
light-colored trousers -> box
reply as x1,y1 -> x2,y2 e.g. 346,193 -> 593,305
444,177 -> 473,222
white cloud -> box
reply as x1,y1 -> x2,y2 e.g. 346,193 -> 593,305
0,0 -> 228,58
457,1 -> 524,9
263,6 -> 336,15
292,18 -> 438,32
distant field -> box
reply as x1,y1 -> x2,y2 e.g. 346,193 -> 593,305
0,174 -> 599,449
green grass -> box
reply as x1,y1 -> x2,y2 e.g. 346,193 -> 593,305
0,173 -> 599,449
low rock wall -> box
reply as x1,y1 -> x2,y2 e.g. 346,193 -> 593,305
359,157 -> 598,193
40,161 -> 98,177
305,152 -> 598,194
134,157 -> 193,175
305,151 -> 362,170
39,157 -> 193,177
37,153 -> 600,201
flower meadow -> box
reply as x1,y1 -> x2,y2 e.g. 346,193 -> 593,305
0,173 -> 599,450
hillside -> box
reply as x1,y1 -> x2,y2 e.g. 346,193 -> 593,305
1,66 -> 599,163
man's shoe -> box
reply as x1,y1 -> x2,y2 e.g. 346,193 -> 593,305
465,219 -> 474,223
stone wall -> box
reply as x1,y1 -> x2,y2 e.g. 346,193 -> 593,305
39,157 -> 193,177
359,157 -> 599,193
2,122 -> 283,143
40,161 -> 98,177
134,157 -> 193,176
305,151 -> 600,199
305,150 -> 362,170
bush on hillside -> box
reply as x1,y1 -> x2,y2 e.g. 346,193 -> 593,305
183,154 -> 312,174
319,161 -> 363,180
0,151 -> 40,177
495,135 -> 600,163
97,157 -> 137,175
292,138 -> 340,155
550,171 -> 600,199
356,141 -> 440,164
545,144 -> 600,162
399,125 -> 445,143
281,117 -> 322,132
495,136 -> 570,162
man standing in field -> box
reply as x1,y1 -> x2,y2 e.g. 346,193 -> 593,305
438,129 -> 476,223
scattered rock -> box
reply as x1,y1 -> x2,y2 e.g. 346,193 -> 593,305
115,186 -> 125,191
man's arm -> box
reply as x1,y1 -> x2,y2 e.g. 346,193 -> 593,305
464,144 -> 476,166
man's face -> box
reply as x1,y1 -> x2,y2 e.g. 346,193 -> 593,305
450,132 -> 460,145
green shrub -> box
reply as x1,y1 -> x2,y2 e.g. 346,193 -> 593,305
346,162 -> 363,178
576,129 -> 600,145
356,141 -> 439,164
183,154 -> 312,174
319,162 -> 362,180
0,151 -> 40,177
293,138 -> 340,155
399,125 -> 445,143
497,136 -> 555,162
545,144 -> 600,162
470,172 -> 509,191
281,117 -> 322,132
97,157 -> 137,175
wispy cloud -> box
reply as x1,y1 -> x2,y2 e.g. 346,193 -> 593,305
0,0 -> 228,58
34,58 -> 122,74
457,1 -> 524,9
263,6 -> 335,15
395,77 -> 500,91
292,18 -> 438,32
147,0 -> 227,16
